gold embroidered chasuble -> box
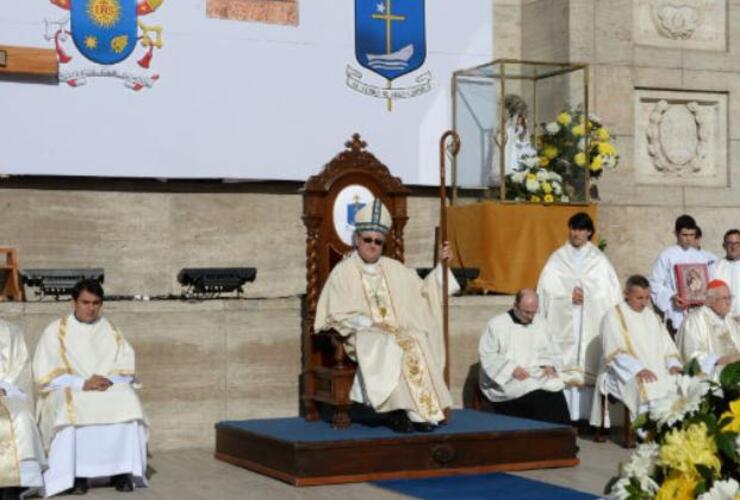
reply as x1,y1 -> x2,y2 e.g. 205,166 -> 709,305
33,314 -> 147,449
315,252 -> 457,423
677,305 -> 740,374
590,304 -> 681,424
0,320 -> 45,487
537,242 -> 622,386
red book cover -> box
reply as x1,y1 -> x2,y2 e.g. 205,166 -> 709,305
674,263 -> 709,305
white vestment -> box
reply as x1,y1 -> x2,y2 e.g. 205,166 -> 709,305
537,241 -> 621,420
0,320 -> 46,489
479,311 -> 564,403
713,258 -> 740,319
314,252 -> 458,424
676,306 -> 740,377
33,314 -> 148,497
591,304 -> 682,426
650,245 -> 716,329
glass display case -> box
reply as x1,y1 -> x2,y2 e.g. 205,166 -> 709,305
451,59 -> 593,204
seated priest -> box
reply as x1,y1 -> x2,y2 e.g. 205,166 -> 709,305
478,289 -> 570,425
0,320 -> 46,500
33,280 -> 148,497
314,199 -> 459,433
677,279 -> 740,378
590,275 -> 683,427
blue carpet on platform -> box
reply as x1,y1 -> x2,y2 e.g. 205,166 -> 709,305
373,472 -> 597,500
216,409 -> 565,443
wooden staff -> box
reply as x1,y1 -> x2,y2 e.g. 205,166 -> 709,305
439,130 -> 460,392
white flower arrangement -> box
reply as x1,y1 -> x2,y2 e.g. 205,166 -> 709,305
697,479 -> 740,500
649,375 -> 710,429
545,121 -> 560,134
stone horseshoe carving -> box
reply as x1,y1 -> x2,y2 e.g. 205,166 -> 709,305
646,100 -> 709,175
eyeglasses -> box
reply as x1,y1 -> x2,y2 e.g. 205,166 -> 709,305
362,237 -> 385,246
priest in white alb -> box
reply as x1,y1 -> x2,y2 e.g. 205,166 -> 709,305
713,229 -> 740,322
33,280 -> 148,497
479,289 -> 570,424
314,199 -> 458,433
0,320 -> 46,500
590,275 -> 683,428
677,279 -> 740,378
537,212 -> 621,422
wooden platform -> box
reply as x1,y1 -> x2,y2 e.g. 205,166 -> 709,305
214,410 -> 579,486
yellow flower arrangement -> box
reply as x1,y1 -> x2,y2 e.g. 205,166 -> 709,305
543,194 -> 554,204
543,145 -> 558,159
660,422 -> 721,476
526,173 -> 537,181
598,142 -> 617,156
720,398 -> 740,432
529,195 -> 541,203
571,124 -> 585,136
655,472 -> 699,500
556,112 -> 572,125
597,127 -> 610,141
538,157 -> 549,167
541,182 -> 553,194
590,156 -> 603,172
574,152 -> 586,166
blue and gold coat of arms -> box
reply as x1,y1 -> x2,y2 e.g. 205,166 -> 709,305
44,0 -> 165,90
71,0 -> 137,65
347,0 -> 432,110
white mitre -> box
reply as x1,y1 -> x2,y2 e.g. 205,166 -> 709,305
354,198 -> 392,234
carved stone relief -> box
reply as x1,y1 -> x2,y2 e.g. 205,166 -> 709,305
634,89 -> 727,187
633,0 -> 726,51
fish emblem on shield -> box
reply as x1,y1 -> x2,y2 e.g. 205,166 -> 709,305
346,0 -> 432,110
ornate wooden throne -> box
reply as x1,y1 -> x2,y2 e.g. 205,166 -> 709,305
301,134 -> 410,428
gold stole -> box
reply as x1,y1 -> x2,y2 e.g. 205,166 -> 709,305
0,400 -> 20,487
359,267 -> 444,422
614,305 -> 649,403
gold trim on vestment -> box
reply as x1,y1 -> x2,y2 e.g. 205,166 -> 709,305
59,316 -> 73,374
605,348 -> 629,365
37,367 -> 72,388
357,259 -> 444,422
614,305 -> 648,402
64,387 -> 76,425
0,399 -> 21,487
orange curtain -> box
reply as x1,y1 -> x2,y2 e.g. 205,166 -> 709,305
447,202 -> 598,294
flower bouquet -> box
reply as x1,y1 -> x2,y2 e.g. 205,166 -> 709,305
606,361 -> 740,499
505,108 -> 619,203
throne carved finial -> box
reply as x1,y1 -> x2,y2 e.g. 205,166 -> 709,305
345,133 -> 367,153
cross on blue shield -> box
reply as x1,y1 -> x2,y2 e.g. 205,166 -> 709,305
71,0 -> 138,65
355,0 -> 426,81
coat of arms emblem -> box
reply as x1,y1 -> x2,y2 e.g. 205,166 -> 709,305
346,0 -> 431,110
44,0 -> 165,90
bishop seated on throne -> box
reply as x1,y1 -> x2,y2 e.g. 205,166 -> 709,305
314,199 -> 459,433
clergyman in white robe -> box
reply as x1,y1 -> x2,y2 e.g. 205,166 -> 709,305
677,280 -> 740,378
314,199 -> 457,430
590,276 -> 683,427
479,289 -> 570,424
0,320 -> 46,495
649,215 -> 716,332
537,212 -> 621,421
713,229 -> 740,321
33,281 -> 148,497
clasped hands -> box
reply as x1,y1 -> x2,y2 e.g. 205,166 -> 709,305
572,287 -> 584,305
636,367 -> 681,383
512,365 -> 557,381
83,374 -> 113,391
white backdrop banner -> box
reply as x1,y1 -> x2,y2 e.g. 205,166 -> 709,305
0,1 -> 492,184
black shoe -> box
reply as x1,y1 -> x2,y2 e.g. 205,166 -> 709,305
413,422 -> 436,432
111,474 -> 134,493
69,478 -> 89,495
1,487 -> 23,500
387,411 -> 414,433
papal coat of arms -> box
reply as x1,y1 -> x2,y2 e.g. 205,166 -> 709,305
346,0 -> 431,110
44,0 -> 165,90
